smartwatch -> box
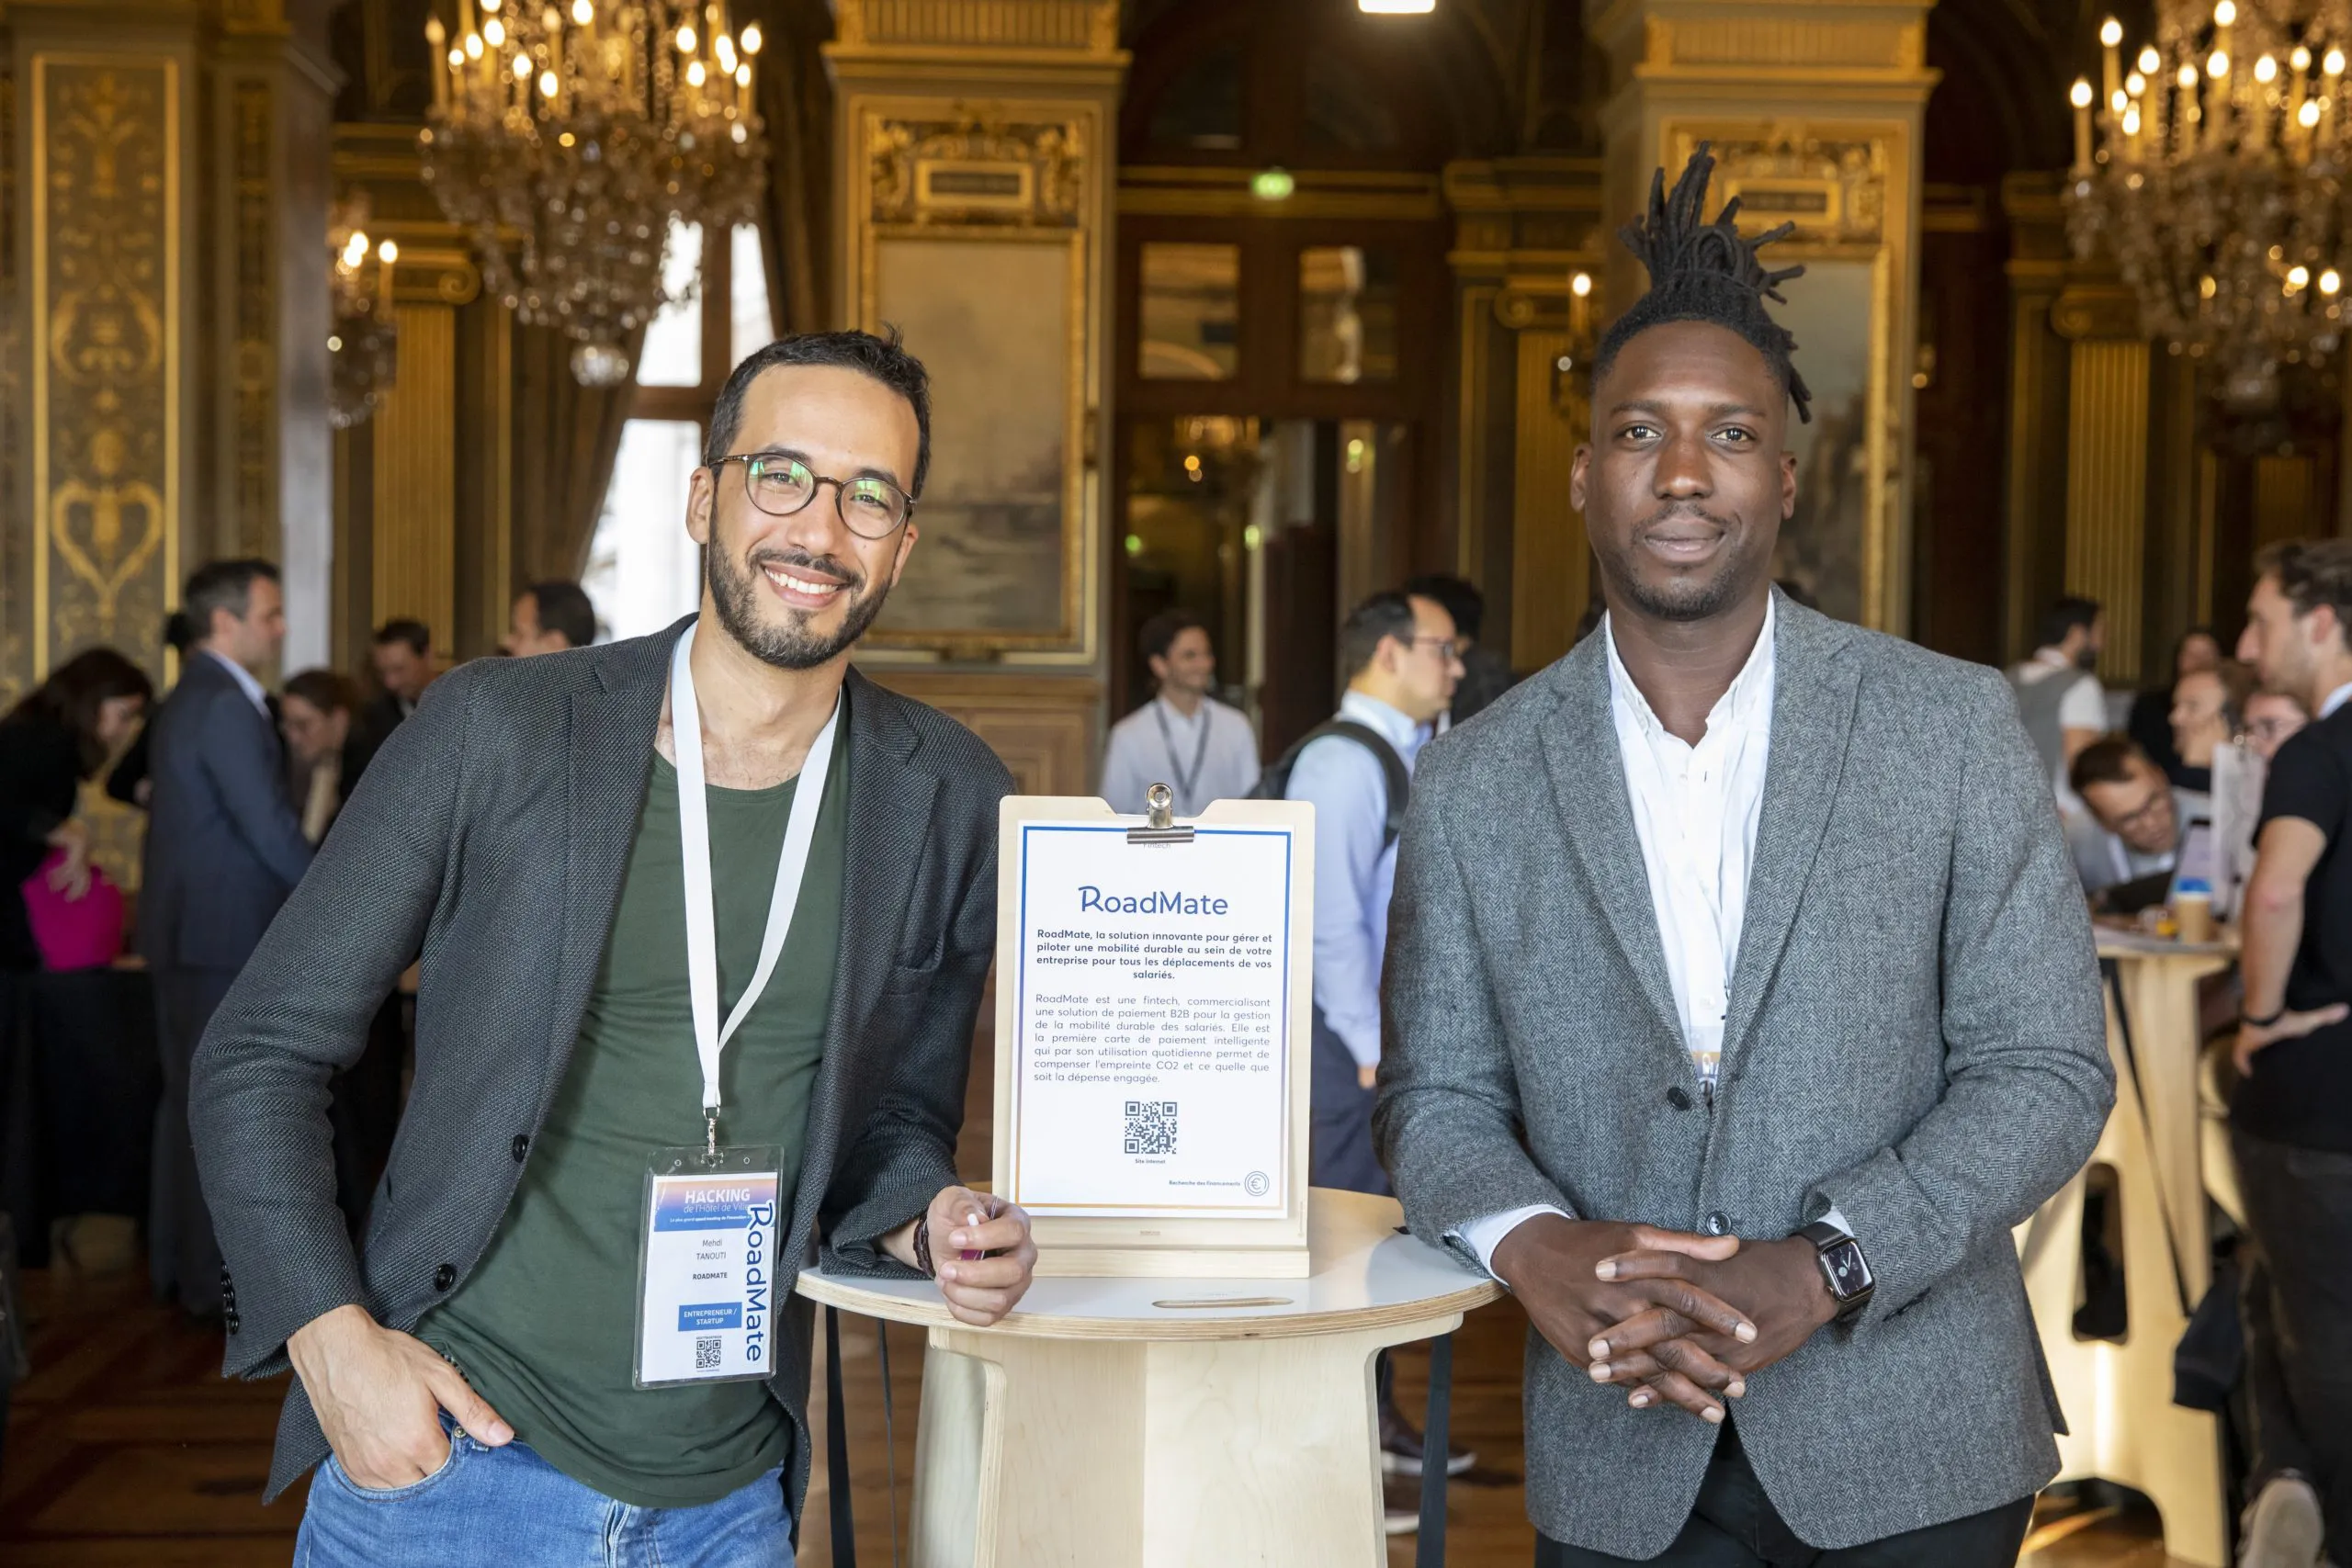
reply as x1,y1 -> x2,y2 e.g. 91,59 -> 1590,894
1797,1220 -> 1874,1325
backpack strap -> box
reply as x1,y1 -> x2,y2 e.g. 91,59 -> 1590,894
1273,720 -> 1411,852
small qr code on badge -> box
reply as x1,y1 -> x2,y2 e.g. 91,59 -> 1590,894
695,1336 -> 722,1371
1124,1100 -> 1178,1155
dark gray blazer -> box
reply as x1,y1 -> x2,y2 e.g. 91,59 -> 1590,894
141,651 -> 313,972
188,619 -> 1012,1511
1375,595 -> 2114,1556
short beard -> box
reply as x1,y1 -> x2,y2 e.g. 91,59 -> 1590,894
708,542 -> 894,671
1596,507 -> 1759,624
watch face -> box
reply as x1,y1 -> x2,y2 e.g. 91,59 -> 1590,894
1823,1239 -> 1869,1296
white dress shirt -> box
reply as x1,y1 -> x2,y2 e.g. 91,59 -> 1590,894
1100,694 -> 1262,818
1289,691 -> 1427,1069
1456,602 -> 1796,1274
204,648 -> 272,720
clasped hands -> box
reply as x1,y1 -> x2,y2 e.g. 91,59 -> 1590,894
1490,1214 -> 1838,1423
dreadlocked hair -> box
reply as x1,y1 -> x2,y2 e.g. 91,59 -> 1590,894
1592,141 -> 1814,423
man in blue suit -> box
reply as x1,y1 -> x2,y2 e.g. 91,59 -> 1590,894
143,558 -> 313,1317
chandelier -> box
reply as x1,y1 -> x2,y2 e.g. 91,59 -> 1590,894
327,197 -> 400,429
419,0 -> 768,386
2066,1 -> 2352,406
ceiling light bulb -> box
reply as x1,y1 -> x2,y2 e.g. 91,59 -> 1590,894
2329,48 -> 2346,74
2072,78 -> 2095,107
735,62 -> 752,88
2258,54 -> 2279,82
378,239 -> 399,265
571,0 -> 593,22
1571,272 -> 1593,298
2303,97 -> 2324,125
2113,88 -> 2130,113
677,24 -> 696,52
539,68 -> 559,97
2296,46 -> 2314,70
741,22 -> 762,53
2210,50 -> 2230,77
2216,0 -> 2237,25
465,31 -> 483,58
2123,106 -> 2143,134
484,17 -> 504,45
2325,269 -> 2344,294
2127,71 -> 2147,94
716,34 -> 737,71
482,0 -> 500,10
2290,264 -> 2312,287
514,53 -> 532,78
2179,62 -> 2199,88
2101,17 -> 2123,45
2140,45 -> 2162,73
685,59 -> 706,86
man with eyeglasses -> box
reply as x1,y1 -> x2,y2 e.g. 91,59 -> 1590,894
191,329 -> 1037,1567
1269,587 -> 1465,1522
2065,734 -> 2199,903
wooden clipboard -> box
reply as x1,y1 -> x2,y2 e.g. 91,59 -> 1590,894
992,791 -> 1316,1279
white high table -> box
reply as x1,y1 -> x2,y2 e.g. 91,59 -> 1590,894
2018,929 -> 2234,1568
797,1188 -> 1500,1568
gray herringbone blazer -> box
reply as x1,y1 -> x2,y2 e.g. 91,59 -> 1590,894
189,618 -> 1011,1511
1375,594 -> 2113,1556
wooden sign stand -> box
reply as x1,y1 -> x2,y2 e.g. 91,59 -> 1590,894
992,791 -> 1315,1278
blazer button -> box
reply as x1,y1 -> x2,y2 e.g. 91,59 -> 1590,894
1703,1212 -> 1731,1236
434,1263 -> 457,1292
225,1312 -> 240,1335
1666,1087 -> 1693,1111
511,1134 -> 530,1163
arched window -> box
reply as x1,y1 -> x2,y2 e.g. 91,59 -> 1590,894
582,220 -> 777,641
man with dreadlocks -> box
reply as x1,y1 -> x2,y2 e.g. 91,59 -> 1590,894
1374,145 -> 2113,1564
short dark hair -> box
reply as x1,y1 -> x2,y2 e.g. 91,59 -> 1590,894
1137,608 -> 1206,667
1340,591 -> 1420,678
374,618 -> 431,656
8,648 -> 154,775
2069,733 -> 2150,796
704,328 -> 933,500
524,581 -> 598,650
2260,539 -> 2352,642
283,667 -> 357,716
2037,595 -> 2102,651
1402,574 -> 1484,642
1593,142 -> 1812,425
183,558 -> 279,641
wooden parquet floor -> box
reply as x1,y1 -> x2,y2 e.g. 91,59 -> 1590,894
0,1263 -> 2196,1567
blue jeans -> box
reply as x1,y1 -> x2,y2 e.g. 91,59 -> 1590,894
296,1423 -> 794,1568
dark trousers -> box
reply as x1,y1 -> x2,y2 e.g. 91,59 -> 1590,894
150,966 -> 233,1316
1536,1423 -> 2033,1567
1308,1006 -> 1388,1197
2233,1128 -> 2352,1556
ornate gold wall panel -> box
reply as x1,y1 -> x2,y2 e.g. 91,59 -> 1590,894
370,302 -> 456,639
2062,339 -> 2151,688
1512,326 -> 1587,669
30,54 -> 180,682
229,77 -> 273,558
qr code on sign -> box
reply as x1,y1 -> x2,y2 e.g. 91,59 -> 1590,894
1125,1100 -> 1178,1156
695,1336 -> 722,1371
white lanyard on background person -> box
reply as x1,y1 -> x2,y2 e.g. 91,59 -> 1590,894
669,623 -> 841,1152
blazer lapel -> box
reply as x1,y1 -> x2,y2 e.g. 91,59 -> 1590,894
541,630 -> 674,1106
1719,602 -> 1863,1070
787,670 -> 940,1251
1538,641 -> 1683,1049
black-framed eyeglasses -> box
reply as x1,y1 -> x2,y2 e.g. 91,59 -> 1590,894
711,452 -> 915,540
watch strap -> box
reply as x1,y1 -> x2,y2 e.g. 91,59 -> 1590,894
2243,1006 -> 2287,1029
1798,1220 -> 1873,1324
912,1216 -> 936,1278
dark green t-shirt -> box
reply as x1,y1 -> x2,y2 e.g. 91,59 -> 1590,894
422,722 -> 847,1507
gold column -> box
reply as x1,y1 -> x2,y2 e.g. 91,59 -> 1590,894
825,0 -> 1125,792
2052,286 -> 2153,689
371,302 -> 457,637
1442,158 -> 1606,672
1585,0 -> 1938,634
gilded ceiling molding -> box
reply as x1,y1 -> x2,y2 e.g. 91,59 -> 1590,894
835,0 -> 1122,58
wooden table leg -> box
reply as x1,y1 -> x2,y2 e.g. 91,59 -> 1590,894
910,1314 -> 1464,1568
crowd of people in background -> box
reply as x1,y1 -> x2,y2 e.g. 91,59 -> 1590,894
0,569 -> 604,1322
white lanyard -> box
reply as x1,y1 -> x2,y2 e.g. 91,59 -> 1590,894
669,625 -> 842,1150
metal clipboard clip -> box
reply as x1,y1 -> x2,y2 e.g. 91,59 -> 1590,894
1126,782 -> 1194,846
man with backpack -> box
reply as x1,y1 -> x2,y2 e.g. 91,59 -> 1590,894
1266,588 -> 1464,1191
1262,588 -> 1464,1513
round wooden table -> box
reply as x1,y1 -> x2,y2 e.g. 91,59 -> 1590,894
797,1187 -> 1501,1568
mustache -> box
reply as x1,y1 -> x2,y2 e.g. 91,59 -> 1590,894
750,546 -> 865,592
1637,502 -> 1736,536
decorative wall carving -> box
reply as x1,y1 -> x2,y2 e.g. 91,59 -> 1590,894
233,79 -> 275,557
1678,130 -> 1888,247
1644,16 -> 1925,72
837,0 -> 1121,58
869,111 -> 1086,227
0,62 -> 23,708
34,59 -> 178,680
